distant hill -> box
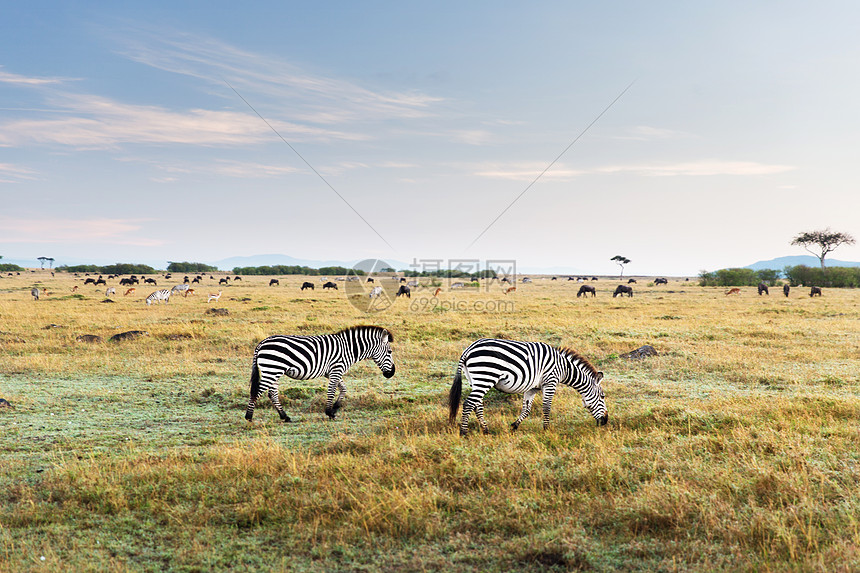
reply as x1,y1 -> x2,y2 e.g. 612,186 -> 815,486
744,255 -> 860,270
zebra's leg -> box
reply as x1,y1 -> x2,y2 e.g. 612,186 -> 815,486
475,402 -> 490,435
541,383 -> 558,430
332,380 -> 347,412
324,371 -> 345,419
511,388 -> 539,431
267,387 -> 291,422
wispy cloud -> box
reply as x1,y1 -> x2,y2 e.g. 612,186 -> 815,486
612,125 -> 693,141
0,163 -> 37,183
0,68 -> 69,86
114,28 -> 443,124
0,217 -> 163,246
0,91 -> 370,149
471,159 -> 795,180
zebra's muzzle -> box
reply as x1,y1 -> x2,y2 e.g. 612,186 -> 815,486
383,365 -> 396,378
597,414 -> 609,426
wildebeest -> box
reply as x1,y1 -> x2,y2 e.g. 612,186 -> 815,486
613,285 -> 633,298
219,277 -> 230,286
757,282 -> 769,295
144,278 -> 157,285
301,281 -> 314,290
783,284 -> 790,297
95,277 -> 106,286
577,285 -> 596,297
654,278 -> 668,285
627,278 -> 637,284
323,282 -> 338,290
84,278 -> 96,285
396,285 -> 411,298
367,277 -> 374,283
269,279 -> 279,286
119,277 -> 136,286
810,286 -> 822,297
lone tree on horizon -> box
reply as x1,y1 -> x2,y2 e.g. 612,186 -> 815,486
611,255 -> 631,279
37,257 -> 55,270
790,228 -> 855,270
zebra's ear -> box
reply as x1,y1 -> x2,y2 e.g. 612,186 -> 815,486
597,371 -> 604,383
383,329 -> 393,343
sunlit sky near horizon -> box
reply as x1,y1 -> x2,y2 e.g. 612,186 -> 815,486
2,1 -> 859,275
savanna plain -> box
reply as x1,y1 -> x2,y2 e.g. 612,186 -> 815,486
1,272 -> 858,572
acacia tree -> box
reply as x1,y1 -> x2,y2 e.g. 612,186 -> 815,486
790,228 -> 855,270
611,255 -> 631,279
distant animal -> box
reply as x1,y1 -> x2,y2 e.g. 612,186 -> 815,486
504,287 -> 516,295
725,288 -> 741,296
577,285 -> 596,297
613,285 -> 633,298
627,278 -> 637,284
654,278 -> 668,285
119,278 -> 136,286
124,288 -> 136,296
396,285 -> 411,298
71,285 -> 79,292
84,278 -> 96,285
183,289 -> 195,297
400,278 -> 406,283
245,325 -> 395,422
165,274 -> 172,279
810,286 -> 822,297
183,276 -> 190,284
301,282 -> 314,291
95,277 -> 107,286
522,277 -> 532,284
551,277 -> 558,281
269,279 -> 280,286
105,287 -> 116,297
367,277 -> 374,283
219,277 -> 230,285
369,286 -> 383,298
568,277 -> 576,281
783,284 -> 790,297
145,289 -> 171,306
591,277 -> 599,281
451,282 -> 464,289
192,277 -> 201,284
207,291 -> 223,303
407,280 -> 419,287
757,282 -> 769,296
434,288 -> 442,297
233,276 -> 242,281
323,282 -> 338,290
501,277 -> 510,283
448,338 -> 607,437
171,284 -> 190,295
144,278 -> 157,285
31,288 -> 40,300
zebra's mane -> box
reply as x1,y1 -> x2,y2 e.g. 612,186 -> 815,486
557,347 -> 599,377
337,325 -> 393,342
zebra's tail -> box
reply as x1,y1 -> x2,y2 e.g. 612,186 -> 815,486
448,364 -> 463,424
246,356 -> 261,421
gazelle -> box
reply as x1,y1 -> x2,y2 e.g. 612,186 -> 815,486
208,291 -> 223,303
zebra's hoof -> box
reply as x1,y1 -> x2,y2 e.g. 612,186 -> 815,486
282,416 -> 292,423
325,408 -> 336,419
510,422 -> 519,432
244,411 -> 254,421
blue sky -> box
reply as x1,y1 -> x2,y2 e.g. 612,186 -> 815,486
2,1 -> 859,274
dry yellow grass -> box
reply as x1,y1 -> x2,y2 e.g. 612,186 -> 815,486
1,270 -> 859,571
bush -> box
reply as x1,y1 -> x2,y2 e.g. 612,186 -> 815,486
0,263 -> 24,272
167,262 -> 219,273
58,264 -> 157,275
783,265 -> 860,288
232,265 -> 364,276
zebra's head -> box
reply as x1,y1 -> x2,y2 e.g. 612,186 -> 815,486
585,372 -> 609,426
370,328 -> 396,378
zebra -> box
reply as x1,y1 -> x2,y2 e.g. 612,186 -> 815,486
145,289 -> 171,305
171,284 -> 190,295
245,325 -> 395,422
448,338 -> 608,436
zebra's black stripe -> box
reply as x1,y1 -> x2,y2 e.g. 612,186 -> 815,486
448,338 -> 607,436
245,325 -> 395,422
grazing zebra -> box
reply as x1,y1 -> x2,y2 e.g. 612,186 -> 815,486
369,286 -> 383,298
245,325 -> 395,422
145,289 -> 171,305
449,338 -> 608,436
31,288 -> 40,300
170,284 -> 189,296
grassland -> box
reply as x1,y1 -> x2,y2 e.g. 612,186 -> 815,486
1,271 -> 858,572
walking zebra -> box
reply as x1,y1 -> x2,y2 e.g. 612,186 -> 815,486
145,289 -> 171,305
245,325 -> 395,422
449,338 -> 608,436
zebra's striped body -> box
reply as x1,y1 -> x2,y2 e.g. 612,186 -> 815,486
171,284 -> 190,295
145,289 -> 171,305
449,338 -> 608,436
245,325 -> 395,422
